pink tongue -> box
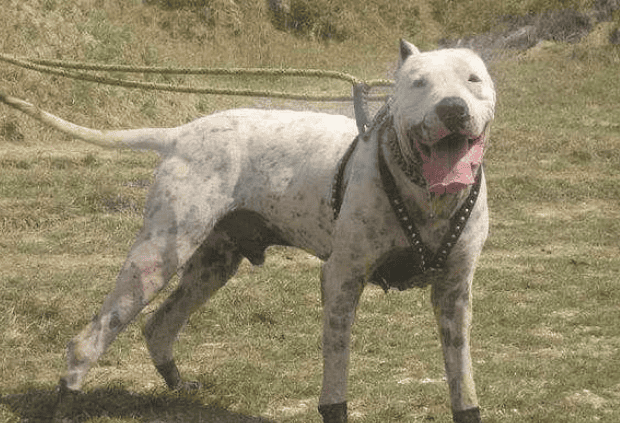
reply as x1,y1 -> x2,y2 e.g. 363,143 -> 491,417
420,136 -> 484,194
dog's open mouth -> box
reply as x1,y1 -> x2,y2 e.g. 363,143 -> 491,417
412,129 -> 486,195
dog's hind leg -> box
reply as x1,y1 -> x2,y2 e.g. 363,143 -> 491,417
60,226 -> 180,392
144,230 -> 243,390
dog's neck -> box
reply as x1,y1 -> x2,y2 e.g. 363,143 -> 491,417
384,121 -> 426,188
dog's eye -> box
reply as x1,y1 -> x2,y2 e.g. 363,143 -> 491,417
468,74 -> 481,83
413,78 -> 426,88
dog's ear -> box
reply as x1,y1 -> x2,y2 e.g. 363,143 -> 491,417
399,39 -> 420,68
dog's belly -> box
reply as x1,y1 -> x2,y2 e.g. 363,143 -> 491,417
231,156 -> 344,260
211,209 -> 292,265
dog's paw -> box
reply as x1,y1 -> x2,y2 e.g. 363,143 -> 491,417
318,402 -> 347,423
174,379 -> 202,392
52,379 -> 81,422
453,407 -> 481,423
155,360 -> 202,391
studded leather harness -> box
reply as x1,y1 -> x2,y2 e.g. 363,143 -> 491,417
331,104 -> 482,290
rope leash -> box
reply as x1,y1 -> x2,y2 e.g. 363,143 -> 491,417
0,52 -> 393,103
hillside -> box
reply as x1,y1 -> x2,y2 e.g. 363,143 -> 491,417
1,0 -> 618,140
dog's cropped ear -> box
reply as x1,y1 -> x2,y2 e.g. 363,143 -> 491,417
399,39 -> 420,68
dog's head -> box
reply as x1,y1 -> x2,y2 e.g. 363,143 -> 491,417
392,40 -> 495,195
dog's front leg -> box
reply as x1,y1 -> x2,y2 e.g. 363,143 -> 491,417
432,275 -> 482,423
318,259 -> 364,423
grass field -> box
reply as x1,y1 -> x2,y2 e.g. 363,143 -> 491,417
1,1 -> 620,422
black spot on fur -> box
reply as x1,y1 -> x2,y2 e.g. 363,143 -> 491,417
109,311 -> 122,331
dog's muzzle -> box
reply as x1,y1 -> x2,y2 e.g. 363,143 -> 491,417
406,97 -> 488,195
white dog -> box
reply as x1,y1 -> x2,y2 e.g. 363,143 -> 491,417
0,40 -> 494,423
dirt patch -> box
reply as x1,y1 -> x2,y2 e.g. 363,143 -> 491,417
440,4 -> 620,60
564,389 -> 608,409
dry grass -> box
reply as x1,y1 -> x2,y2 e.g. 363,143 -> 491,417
1,1 -> 620,422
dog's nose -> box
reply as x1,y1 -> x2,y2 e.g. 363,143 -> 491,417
436,97 -> 469,132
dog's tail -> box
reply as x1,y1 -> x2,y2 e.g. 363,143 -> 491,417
0,90 -> 174,152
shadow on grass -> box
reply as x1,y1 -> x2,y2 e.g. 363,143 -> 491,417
0,386 -> 275,423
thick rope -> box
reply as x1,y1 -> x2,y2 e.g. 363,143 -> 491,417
0,52 -> 392,102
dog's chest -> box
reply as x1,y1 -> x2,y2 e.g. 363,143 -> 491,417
369,246 -> 447,290
364,202 -> 455,291
338,171 -> 451,291
348,153 -> 481,292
